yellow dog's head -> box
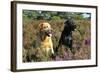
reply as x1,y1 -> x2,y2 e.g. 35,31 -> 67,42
39,22 -> 53,37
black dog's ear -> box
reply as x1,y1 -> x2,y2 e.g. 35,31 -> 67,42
64,20 -> 68,26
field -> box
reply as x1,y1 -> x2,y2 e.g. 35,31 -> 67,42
22,10 -> 91,62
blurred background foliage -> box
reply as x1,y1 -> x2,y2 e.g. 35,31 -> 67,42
23,10 -> 91,62
23,10 -> 91,21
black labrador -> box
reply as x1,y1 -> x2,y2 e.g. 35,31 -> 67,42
57,19 -> 76,51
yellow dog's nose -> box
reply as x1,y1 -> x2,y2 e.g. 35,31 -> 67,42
45,30 -> 52,37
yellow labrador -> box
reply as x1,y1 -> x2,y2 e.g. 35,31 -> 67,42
39,22 -> 54,54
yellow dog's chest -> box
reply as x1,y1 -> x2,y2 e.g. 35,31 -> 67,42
41,37 -> 53,48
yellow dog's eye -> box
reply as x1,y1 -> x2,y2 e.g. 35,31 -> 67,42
44,26 -> 48,28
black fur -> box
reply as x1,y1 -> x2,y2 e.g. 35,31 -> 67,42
57,19 -> 76,50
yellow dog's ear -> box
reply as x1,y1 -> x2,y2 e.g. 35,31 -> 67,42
39,23 -> 43,31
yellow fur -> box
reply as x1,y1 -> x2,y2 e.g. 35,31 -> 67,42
39,22 -> 54,54
41,36 -> 53,52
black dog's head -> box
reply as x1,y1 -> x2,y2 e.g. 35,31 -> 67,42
64,19 -> 76,31
64,19 -> 76,33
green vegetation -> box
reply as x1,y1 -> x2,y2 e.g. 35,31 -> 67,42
23,10 -> 90,20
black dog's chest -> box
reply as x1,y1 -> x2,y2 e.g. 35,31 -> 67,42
63,35 -> 72,45
65,35 -> 72,41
